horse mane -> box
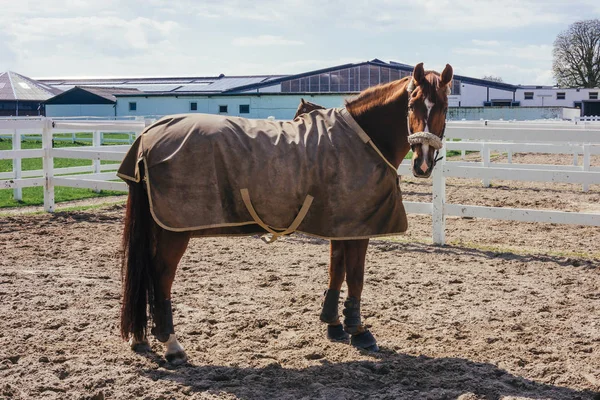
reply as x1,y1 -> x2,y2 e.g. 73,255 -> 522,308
345,77 -> 410,117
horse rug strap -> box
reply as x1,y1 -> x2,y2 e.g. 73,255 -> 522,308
117,108 -> 408,240
241,188 -> 313,243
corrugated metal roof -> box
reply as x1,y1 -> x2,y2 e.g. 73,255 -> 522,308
119,84 -> 184,92
173,83 -> 212,92
80,86 -> 143,102
205,77 -> 275,92
44,86 -> 144,104
38,75 -> 285,95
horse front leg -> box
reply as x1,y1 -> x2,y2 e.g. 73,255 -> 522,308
152,228 -> 191,364
320,240 -> 350,342
342,239 -> 379,351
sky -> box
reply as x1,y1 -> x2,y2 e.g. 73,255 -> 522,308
1,0 -> 599,86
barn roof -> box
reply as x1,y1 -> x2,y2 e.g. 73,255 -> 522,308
0,71 -> 61,101
37,60 -> 519,98
39,75 -> 285,95
44,86 -> 144,105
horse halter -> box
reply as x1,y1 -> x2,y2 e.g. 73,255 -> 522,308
406,79 -> 448,166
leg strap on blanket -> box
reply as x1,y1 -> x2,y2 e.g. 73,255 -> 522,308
240,188 -> 314,243
151,299 -> 175,343
320,289 -> 341,324
343,297 -> 363,335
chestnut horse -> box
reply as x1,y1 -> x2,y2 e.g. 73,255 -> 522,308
120,63 -> 453,364
294,98 -> 325,118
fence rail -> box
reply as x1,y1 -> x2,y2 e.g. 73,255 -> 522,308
0,117 -> 146,208
1,117 -> 599,245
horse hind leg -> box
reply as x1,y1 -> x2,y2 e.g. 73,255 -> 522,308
342,239 -> 379,352
152,228 -> 191,365
128,335 -> 150,351
320,241 -> 350,342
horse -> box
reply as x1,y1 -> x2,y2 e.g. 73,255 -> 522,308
119,62 -> 453,364
294,98 -> 325,119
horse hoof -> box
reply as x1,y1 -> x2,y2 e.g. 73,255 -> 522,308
129,337 -> 150,352
165,351 -> 188,365
327,324 -> 350,342
350,330 -> 379,352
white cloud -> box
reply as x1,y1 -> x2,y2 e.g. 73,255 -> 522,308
471,40 -> 501,46
232,35 -> 304,47
0,0 -> 593,84
509,44 -> 553,62
329,0 -> 570,32
453,48 -> 499,56
456,63 -> 554,85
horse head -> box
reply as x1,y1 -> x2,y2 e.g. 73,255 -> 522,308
407,63 -> 453,178
294,98 -> 325,119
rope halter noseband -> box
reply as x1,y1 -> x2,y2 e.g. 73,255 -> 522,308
407,131 -> 443,150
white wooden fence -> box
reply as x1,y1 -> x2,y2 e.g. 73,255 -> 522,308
0,117 -> 147,211
399,119 -> 600,244
1,117 -> 599,245
576,116 -> 600,122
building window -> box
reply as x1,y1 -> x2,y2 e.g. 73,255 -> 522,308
219,105 -> 228,113
590,92 -> 599,100
129,102 -> 137,111
556,92 -> 565,100
239,104 -> 250,114
190,102 -> 197,111
451,80 -> 461,95
524,92 -> 534,100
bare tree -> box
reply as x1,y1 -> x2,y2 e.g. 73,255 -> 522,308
553,19 -> 600,88
482,75 -> 504,83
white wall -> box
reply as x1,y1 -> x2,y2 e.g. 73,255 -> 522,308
46,104 -> 115,117
515,88 -> 599,107
448,106 -> 573,121
489,88 -> 514,101
459,83 -> 488,107
115,94 -> 580,121
116,94 -> 348,120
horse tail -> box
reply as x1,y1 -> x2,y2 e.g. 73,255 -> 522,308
120,165 -> 156,341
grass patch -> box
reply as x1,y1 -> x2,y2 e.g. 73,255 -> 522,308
0,186 -> 125,208
0,198 -> 127,217
0,136 -> 127,208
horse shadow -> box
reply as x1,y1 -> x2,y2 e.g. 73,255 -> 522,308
368,239 -> 598,269
137,347 -> 599,400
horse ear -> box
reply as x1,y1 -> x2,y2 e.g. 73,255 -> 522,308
301,98 -> 306,105
441,64 -> 453,86
412,62 -> 425,85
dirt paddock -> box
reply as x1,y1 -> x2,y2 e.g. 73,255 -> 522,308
1,154 -> 599,399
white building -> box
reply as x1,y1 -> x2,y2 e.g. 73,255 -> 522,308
38,60 -> 598,120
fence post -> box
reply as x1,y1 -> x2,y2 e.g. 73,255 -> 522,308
583,145 -> 590,192
482,143 -> 490,187
92,130 -> 101,193
12,129 -> 22,201
432,142 -> 446,245
42,118 -> 55,212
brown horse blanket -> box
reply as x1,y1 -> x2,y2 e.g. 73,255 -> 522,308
117,108 -> 407,240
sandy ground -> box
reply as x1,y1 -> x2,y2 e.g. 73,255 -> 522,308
0,153 -> 599,399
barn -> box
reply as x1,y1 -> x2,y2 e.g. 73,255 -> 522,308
44,86 -> 143,117
35,60 -> 596,119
